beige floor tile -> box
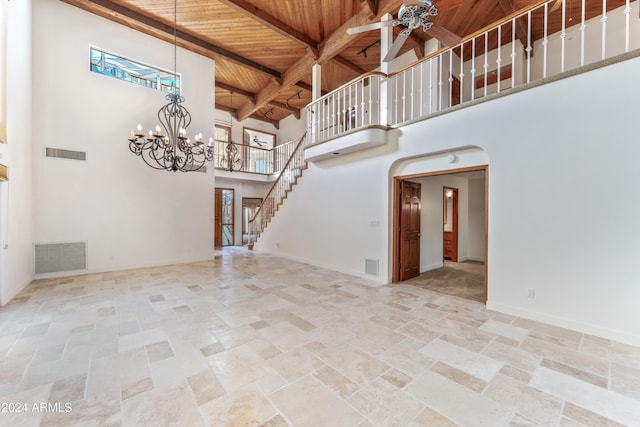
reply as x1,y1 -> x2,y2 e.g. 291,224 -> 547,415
408,407 -> 460,426
268,347 -> 324,381
317,342 -> 390,386
420,338 -> 503,382
348,378 -> 424,426
201,387 -> 277,427
40,398 -> 121,427
483,374 -> 563,425
270,375 -> 362,427
313,365 -> 360,398
406,370 -> 513,427
121,381 -> 203,426
207,342 -> 269,392
378,337 -> 434,378
530,366 -> 640,426
2,249 -> 640,426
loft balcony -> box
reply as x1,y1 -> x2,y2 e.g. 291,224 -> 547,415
304,0 -> 639,161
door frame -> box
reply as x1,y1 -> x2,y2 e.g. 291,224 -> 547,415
443,186 -> 459,262
242,197 -> 262,246
392,165 -> 489,303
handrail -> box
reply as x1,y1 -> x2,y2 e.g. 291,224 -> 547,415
248,131 -> 307,225
310,72 -> 387,105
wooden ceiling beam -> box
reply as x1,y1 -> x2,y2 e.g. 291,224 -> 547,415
497,0 -> 531,55
332,56 -> 367,75
361,0 -> 379,19
268,101 -> 301,120
215,103 -> 280,129
237,0 -> 403,120
61,0 -> 282,80
218,0 -> 320,57
216,82 -> 256,103
294,81 -> 328,97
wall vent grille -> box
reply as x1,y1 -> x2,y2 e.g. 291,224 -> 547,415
45,147 -> 87,161
365,258 -> 379,276
34,242 -> 87,275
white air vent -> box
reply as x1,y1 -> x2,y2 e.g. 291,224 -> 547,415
34,241 -> 87,275
365,258 -> 379,276
45,147 -> 87,161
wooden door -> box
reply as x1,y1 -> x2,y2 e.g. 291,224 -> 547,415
399,180 -> 421,281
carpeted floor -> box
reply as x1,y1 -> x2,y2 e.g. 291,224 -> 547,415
404,261 -> 485,303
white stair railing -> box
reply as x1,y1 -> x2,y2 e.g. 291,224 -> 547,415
248,132 -> 308,247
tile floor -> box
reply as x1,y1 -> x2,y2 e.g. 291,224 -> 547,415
0,248 -> 639,426
405,261 -> 485,303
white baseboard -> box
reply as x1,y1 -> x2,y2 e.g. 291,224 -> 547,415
486,301 -> 640,347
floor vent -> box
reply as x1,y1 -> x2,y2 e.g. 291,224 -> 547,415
45,147 -> 87,161
34,241 -> 87,275
365,258 -> 379,276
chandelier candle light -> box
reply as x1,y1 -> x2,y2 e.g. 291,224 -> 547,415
127,0 -> 213,172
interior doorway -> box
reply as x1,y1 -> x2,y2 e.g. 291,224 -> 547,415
392,166 -> 488,303
214,188 -> 234,247
242,198 -> 262,245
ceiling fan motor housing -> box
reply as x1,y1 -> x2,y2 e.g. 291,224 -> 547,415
397,1 -> 438,30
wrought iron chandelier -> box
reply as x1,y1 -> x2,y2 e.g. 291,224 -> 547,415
223,92 -> 243,172
127,0 -> 213,172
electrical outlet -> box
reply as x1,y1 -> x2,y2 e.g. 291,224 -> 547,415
526,288 -> 536,299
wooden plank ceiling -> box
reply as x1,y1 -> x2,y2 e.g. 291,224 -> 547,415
62,0 -> 629,126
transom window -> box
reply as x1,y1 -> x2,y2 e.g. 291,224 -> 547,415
90,47 -> 180,94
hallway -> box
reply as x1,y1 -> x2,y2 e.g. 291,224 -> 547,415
404,261 -> 485,303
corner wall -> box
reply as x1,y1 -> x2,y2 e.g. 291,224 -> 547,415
30,0 -> 215,277
0,0 -> 34,305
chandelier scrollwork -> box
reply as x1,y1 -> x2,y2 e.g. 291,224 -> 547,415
128,93 -> 214,172
127,0 -> 213,173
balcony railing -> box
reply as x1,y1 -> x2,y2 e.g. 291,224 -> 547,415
306,0 -> 638,144
214,139 -> 296,175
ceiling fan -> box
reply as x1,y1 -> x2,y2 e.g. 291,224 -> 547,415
252,136 -> 267,147
347,0 -> 465,63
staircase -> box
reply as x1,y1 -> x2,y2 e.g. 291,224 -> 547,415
248,132 -> 308,249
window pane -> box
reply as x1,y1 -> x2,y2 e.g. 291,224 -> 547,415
90,47 -> 180,94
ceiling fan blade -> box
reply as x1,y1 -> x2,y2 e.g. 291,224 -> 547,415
427,22 -> 461,47
550,0 -> 563,12
383,30 -> 411,62
347,20 -> 394,35
432,0 -> 474,14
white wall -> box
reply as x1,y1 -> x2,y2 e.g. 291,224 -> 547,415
532,2 -> 640,79
0,0 -> 34,305
256,55 -> 640,346
31,0 -> 215,277
467,177 -> 485,261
